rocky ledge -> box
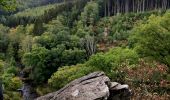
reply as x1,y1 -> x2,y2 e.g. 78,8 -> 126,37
36,72 -> 131,100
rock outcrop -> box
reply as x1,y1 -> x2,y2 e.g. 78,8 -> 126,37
36,72 -> 131,100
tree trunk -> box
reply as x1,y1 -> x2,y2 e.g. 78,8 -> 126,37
107,0 -> 110,16
105,0 -> 107,17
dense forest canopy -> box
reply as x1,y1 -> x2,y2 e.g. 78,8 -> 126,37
0,0 -> 170,100
0,0 -> 91,27
101,0 -> 170,16
1,0 -> 170,27
0,0 -> 16,11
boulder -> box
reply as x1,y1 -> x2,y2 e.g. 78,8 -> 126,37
36,72 -> 131,100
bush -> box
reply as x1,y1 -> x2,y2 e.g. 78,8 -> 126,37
36,85 -> 52,96
61,48 -> 86,66
48,47 -> 139,90
120,60 -> 170,98
129,13 -> 170,67
48,64 -> 97,90
4,91 -> 22,100
2,73 -> 22,91
86,47 -> 139,73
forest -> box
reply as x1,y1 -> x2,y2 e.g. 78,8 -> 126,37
0,0 -> 170,100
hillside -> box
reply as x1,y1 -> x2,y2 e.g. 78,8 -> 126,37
0,0 -> 170,100
0,0 -> 71,15
16,0 -> 68,10
0,0 -> 90,27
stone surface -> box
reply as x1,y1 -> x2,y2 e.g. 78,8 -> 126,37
18,83 -> 38,100
36,72 -> 131,100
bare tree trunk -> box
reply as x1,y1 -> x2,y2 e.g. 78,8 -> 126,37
142,0 -> 145,12
104,0 -> 170,16
125,0 -> 129,13
83,35 -> 96,57
132,0 -> 135,12
108,0 -> 110,16
117,0 -> 120,14
105,0 -> 107,17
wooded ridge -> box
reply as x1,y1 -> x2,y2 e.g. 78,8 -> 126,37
103,0 -> 170,16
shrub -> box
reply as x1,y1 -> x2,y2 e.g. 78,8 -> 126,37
120,60 -> 170,99
86,47 -> 139,73
48,64 -> 97,90
2,73 -> 22,91
36,85 -> 52,96
48,47 -> 139,90
129,13 -> 170,67
4,91 -> 22,100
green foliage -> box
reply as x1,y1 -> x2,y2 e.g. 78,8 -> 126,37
80,1 -> 99,26
23,45 -> 86,84
7,26 -> 25,60
14,3 -> 57,18
76,28 -> 89,37
44,18 -> 68,34
4,91 -> 22,100
48,64 -> 97,90
87,47 -> 139,73
19,35 -> 33,58
3,75 -> 22,91
0,0 -> 16,11
20,16 -> 88,85
36,85 -> 52,96
129,13 -> 170,67
1,0 -> 170,98
48,47 -> 139,90
2,59 -> 21,91
61,48 -> 86,65
23,47 -> 51,84
3,0 -> 89,27
0,24 -> 9,54
0,60 -> 22,100
96,11 -> 163,41
0,60 -> 4,79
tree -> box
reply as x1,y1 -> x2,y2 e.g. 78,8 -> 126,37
0,24 -> 9,53
0,1 -> 16,99
32,19 -> 44,35
129,13 -> 170,67
81,35 -> 96,57
0,0 -> 16,11
97,0 -> 170,16
80,1 -> 99,26
7,26 -> 25,61
22,45 -> 86,85
22,47 -> 51,84
87,47 -> 139,73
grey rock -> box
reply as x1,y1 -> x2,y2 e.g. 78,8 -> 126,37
36,72 -> 131,100
110,82 -> 129,90
19,83 -> 38,100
